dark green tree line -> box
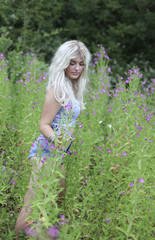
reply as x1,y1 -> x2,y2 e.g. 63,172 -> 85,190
0,0 -> 155,71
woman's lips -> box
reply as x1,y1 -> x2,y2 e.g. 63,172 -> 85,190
72,72 -> 79,75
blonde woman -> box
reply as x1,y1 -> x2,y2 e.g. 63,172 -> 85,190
15,40 -> 91,238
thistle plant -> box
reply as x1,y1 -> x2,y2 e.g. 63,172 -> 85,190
0,46 -> 154,239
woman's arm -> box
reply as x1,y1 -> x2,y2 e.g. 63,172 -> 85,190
39,86 -> 61,139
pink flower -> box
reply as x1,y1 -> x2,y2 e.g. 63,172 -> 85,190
65,105 -> 72,109
139,178 -> 144,183
47,226 -> 59,239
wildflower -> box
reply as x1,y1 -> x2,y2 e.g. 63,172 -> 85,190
138,127 -> 142,130
136,133 -> 139,137
107,124 -> 112,128
121,192 -> 125,195
50,144 -> 55,149
84,180 -> 87,184
107,220 -> 110,223
60,215 -> 65,220
11,180 -> 16,184
24,226 -> 37,237
148,209 -> 151,212
65,105 -> 72,109
98,147 -> 101,150
81,141 -> 84,144
80,125 -> 83,128
59,221 -> 63,226
123,152 -> 127,156
145,138 -> 147,141
139,178 -> 144,183
47,226 -> 59,239
108,149 -> 111,153
150,139 -> 153,142
130,183 -> 134,187
74,152 -> 77,155
39,217 -> 45,222
146,117 -> 150,121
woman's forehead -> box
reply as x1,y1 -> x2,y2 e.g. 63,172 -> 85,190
70,55 -> 84,62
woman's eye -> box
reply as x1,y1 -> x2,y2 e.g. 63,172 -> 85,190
70,62 -> 74,65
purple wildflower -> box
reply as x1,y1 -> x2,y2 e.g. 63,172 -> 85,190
146,117 -> 150,121
123,152 -> 127,156
24,226 -> 37,237
60,215 -> 65,220
47,226 -> 59,239
65,105 -> 72,109
130,183 -> 134,187
11,180 -> 16,185
139,178 -> 144,183
108,149 -> 111,153
107,220 -> 110,223
59,221 -> 63,226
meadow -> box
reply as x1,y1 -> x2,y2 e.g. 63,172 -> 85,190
0,46 -> 154,240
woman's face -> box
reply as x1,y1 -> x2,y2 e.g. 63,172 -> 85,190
65,55 -> 85,83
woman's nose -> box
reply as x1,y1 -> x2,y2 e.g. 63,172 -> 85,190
75,64 -> 80,71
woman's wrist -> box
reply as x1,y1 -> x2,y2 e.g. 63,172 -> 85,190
48,134 -> 55,143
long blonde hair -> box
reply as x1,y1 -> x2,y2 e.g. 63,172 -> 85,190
46,40 -> 91,109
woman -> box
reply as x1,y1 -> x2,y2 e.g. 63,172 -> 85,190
15,40 -> 91,238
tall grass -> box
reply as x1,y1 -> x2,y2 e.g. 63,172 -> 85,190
0,47 -> 154,240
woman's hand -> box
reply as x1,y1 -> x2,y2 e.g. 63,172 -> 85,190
57,134 -> 73,150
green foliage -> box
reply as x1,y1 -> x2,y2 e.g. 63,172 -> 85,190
0,47 -> 154,239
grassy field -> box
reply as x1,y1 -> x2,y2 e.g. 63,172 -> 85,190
0,47 -> 154,240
